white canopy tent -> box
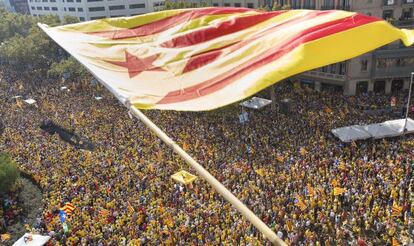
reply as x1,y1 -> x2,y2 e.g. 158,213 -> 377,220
13,233 -> 50,246
331,125 -> 371,142
332,118 -> 414,142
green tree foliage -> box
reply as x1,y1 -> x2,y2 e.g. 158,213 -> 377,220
48,57 -> 90,81
162,0 -> 209,10
0,10 -> 87,82
63,15 -> 80,24
0,153 -> 19,195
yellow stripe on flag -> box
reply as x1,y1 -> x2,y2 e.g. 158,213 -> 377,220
39,8 -> 414,111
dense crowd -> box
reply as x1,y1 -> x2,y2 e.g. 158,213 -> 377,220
1,67 -> 414,245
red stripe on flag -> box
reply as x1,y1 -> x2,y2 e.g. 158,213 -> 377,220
87,8 -> 253,39
161,11 -> 287,48
180,11 -> 331,74
157,13 -> 380,104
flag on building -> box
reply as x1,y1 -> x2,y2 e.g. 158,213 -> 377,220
39,8 -> 414,111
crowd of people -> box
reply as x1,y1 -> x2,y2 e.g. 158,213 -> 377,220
0,66 -> 413,245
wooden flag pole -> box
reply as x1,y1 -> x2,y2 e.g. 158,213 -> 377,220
129,106 -> 286,246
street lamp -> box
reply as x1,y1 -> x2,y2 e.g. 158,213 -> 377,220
403,72 -> 414,134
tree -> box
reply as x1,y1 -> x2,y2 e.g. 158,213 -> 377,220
0,153 -> 19,195
47,57 -> 90,82
63,15 -> 80,24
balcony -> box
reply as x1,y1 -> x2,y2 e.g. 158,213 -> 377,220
383,0 -> 396,6
320,5 -> 350,10
302,71 -> 346,81
389,18 -> 414,27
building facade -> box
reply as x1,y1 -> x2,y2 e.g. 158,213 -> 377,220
28,0 -> 163,21
4,0 -> 30,13
273,0 -> 414,95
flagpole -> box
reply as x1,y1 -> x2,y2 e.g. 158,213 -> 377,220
403,72 -> 414,134
129,106 -> 286,246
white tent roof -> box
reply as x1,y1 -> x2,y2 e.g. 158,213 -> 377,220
363,123 -> 400,139
331,125 -> 371,142
240,97 -> 272,109
332,118 -> 414,142
13,233 -> 50,246
383,118 -> 414,133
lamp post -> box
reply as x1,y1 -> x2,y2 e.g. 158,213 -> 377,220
403,72 -> 414,134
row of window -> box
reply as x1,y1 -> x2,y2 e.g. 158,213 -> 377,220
32,6 -> 58,10
30,4 -> 144,12
89,4 -> 145,11
212,2 -> 254,8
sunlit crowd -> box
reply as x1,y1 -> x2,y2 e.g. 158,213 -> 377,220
1,67 -> 413,245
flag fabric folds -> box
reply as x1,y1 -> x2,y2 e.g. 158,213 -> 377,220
392,204 -> 403,217
333,187 -> 346,196
171,170 -> 197,185
294,194 -> 307,211
60,202 -> 75,216
39,8 -> 414,111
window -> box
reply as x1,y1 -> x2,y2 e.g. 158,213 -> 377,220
109,5 -> 125,10
87,0 -> 103,2
360,59 -> 368,71
212,3 -> 218,6
384,0 -> 394,5
224,3 -> 230,6
76,0 -> 81,2
247,3 -> 254,8
110,15 -> 122,17
78,7 -> 83,11
90,16 -> 106,20
402,8 -> 413,19
79,17 -> 85,21
50,0 -> 56,2
52,7 -> 57,10
129,3 -> 145,8
42,0 -> 47,2
234,2 -> 241,7
36,6 -> 42,10
64,7 -> 66,11
89,6 -> 105,11
44,6 -> 49,10
383,9 -> 393,19
31,6 -> 35,9
67,0 -> 73,2
68,7 -> 75,11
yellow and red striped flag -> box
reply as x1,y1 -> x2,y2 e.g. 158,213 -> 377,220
61,202 -> 75,215
39,8 -> 414,111
333,187 -> 346,196
294,194 -> 307,211
392,204 -> 403,217
307,184 -> 315,197
99,208 -> 111,217
392,237 -> 400,246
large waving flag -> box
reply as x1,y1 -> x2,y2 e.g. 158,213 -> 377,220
39,7 -> 414,111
